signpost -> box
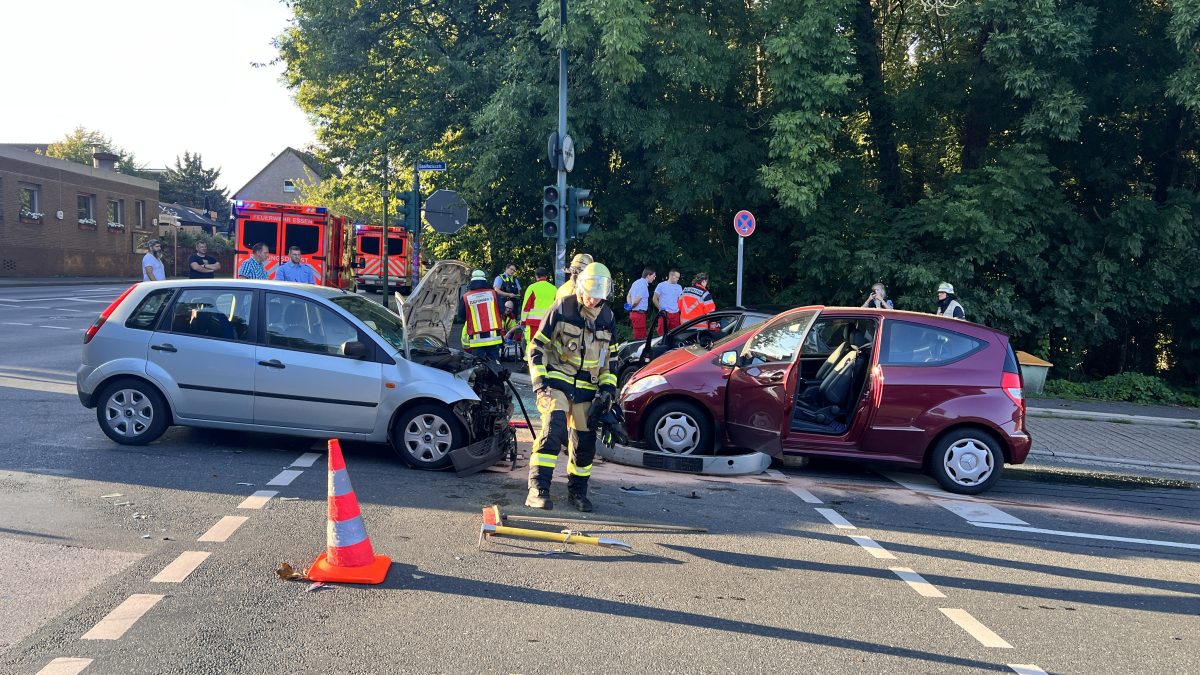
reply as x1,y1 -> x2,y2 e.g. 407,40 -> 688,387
424,189 -> 468,234
733,210 -> 756,306
417,161 -> 447,172
408,160 -> 452,290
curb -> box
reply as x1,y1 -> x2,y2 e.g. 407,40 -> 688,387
1029,449 -> 1200,476
1027,407 -> 1200,430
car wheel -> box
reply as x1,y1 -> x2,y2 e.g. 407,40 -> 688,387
618,366 -> 638,391
645,401 -> 712,455
96,379 -> 170,446
391,403 -> 465,470
927,428 -> 1004,495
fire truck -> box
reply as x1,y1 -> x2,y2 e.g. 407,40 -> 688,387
355,224 -> 414,294
231,200 -> 356,289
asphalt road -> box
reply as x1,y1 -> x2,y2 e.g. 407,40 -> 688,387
1,283 -> 1197,674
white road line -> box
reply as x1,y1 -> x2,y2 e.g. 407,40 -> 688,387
39,326 -> 75,330
197,515 -> 249,542
936,499 -> 1029,526
1008,665 -> 1049,675
849,535 -> 897,559
291,452 -> 323,468
150,551 -> 211,583
788,486 -> 823,504
63,298 -> 114,303
36,658 -> 93,674
939,608 -> 1013,648
890,567 -> 945,598
267,469 -> 304,486
764,469 -> 786,479
0,303 -> 20,308
53,307 -> 85,312
238,490 -> 279,509
81,594 -> 164,640
815,508 -> 856,529
1,322 -> 33,326
971,521 -> 1200,551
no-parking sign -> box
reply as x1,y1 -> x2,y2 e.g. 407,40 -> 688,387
733,210 -> 756,237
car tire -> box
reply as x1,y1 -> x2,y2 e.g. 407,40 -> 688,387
927,428 -> 1004,495
644,400 -> 713,455
96,379 -> 170,446
391,403 -> 466,470
617,366 -> 639,391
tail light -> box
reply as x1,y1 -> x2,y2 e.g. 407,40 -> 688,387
84,284 -> 137,344
1002,371 -> 1024,407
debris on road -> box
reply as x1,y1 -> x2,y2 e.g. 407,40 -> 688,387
305,581 -> 332,592
112,501 -> 131,506
100,493 -> 123,499
236,482 -> 254,486
276,562 -> 306,581
620,486 -> 658,495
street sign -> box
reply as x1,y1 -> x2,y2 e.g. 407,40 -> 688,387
734,210 -> 756,237
417,161 -> 447,172
561,135 -> 575,172
547,133 -> 560,170
424,189 -> 468,234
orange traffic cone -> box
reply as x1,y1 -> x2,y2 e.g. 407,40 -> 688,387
307,439 -> 391,584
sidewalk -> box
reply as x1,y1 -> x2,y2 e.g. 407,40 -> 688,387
1025,416 -> 1200,479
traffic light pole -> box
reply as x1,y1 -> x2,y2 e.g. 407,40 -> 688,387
554,0 -> 568,286
412,166 -> 421,291
381,153 -> 390,304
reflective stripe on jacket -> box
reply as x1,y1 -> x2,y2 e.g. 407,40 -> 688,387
464,288 -> 503,347
679,285 -> 716,323
527,295 -> 617,403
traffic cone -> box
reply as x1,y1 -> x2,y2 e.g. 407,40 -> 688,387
307,439 -> 391,584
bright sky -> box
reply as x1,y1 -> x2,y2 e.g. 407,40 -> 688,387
0,0 -> 315,195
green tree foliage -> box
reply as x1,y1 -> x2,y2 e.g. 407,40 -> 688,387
277,0 -> 1200,386
43,126 -> 152,178
158,152 -> 232,223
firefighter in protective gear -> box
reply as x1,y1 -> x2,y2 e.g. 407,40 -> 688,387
463,269 -> 504,360
521,267 -> 558,344
554,252 -> 594,301
527,262 -> 618,512
935,282 -> 966,320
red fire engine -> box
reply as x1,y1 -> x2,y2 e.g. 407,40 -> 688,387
354,224 -> 413,294
231,200 -> 356,289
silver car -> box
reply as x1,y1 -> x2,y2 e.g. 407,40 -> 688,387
77,261 -> 512,471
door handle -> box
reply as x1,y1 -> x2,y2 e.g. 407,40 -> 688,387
763,371 -> 785,382
257,359 -> 285,369
151,343 -> 177,353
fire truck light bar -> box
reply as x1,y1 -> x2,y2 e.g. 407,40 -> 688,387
233,200 -> 327,216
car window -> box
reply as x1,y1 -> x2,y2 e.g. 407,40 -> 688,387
739,314 -> 769,332
329,294 -> 407,352
266,293 -> 361,356
743,309 -> 818,365
802,319 -> 858,356
126,289 -> 174,330
166,289 -> 254,342
881,320 -> 985,365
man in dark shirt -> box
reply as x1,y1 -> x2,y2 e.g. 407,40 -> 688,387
188,241 -> 220,279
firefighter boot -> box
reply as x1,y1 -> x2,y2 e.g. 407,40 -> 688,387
567,475 -> 593,512
526,487 -> 553,510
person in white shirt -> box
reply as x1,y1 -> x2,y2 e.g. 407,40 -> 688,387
625,267 -> 656,339
652,269 -> 684,335
142,239 -> 166,281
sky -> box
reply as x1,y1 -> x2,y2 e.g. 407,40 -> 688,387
0,0 -> 315,195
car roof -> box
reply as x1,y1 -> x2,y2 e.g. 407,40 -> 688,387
134,278 -> 352,300
797,305 -> 1008,339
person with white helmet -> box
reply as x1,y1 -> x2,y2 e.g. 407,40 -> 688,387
462,269 -> 504,360
935,282 -> 966,320
554,252 -> 594,301
526,261 -> 619,512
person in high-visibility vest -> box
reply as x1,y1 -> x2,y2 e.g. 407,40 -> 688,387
679,272 -> 717,325
462,269 -> 504,360
521,267 -> 558,344
554,253 -> 593,301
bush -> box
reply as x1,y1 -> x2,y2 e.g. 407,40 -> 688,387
1043,373 -> 1200,407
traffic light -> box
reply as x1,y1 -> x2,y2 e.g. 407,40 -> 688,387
396,191 -> 420,232
568,186 -> 593,237
542,185 -> 562,238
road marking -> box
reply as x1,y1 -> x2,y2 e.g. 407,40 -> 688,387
939,608 -> 1013,648
291,452 -> 323,468
1,322 -> 33,326
150,551 -> 211,583
890,567 -> 945,597
197,516 -> 248,542
787,486 -> 823,504
971,522 -> 1200,551
936,499 -> 1029,525
267,469 -> 304,486
63,297 -> 114,303
39,325 -> 75,331
238,490 -> 279,509
53,307 -> 85,312
0,303 -> 20,308
815,508 -> 856,529
81,594 -> 164,640
1008,665 -> 1049,675
849,535 -> 896,559
36,658 -> 93,674
0,375 -> 76,395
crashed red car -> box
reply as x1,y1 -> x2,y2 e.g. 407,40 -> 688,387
618,306 -> 1031,494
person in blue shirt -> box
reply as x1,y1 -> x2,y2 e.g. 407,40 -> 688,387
275,246 -> 318,284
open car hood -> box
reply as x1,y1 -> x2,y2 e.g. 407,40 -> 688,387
402,260 -> 469,345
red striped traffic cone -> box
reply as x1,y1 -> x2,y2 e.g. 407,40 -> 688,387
307,439 -> 391,584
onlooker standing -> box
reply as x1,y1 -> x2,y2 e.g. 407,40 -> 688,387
188,241 -> 220,279
493,264 -> 522,317
679,272 -> 717,324
626,267 -> 656,339
862,282 -> 894,309
275,245 -> 318,284
521,267 -> 557,344
935,282 -> 966,320
237,242 -> 271,280
653,268 -> 684,334
142,239 -> 166,281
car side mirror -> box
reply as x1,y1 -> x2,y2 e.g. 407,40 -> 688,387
719,350 -> 738,368
344,340 -> 369,359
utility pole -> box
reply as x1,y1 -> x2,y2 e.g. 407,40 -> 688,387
554,0 -> 568,285
381,152 -> 390,307
411,163 -> 421,291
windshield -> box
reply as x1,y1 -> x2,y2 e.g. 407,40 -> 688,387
330,295 -> 405,352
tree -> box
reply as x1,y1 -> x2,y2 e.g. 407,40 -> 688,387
43,126 -> 152,179
158,152 -> 232,224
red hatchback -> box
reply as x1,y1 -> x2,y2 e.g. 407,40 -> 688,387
618,306 -> 1031,494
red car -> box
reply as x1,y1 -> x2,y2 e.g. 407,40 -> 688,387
618,306 -> 1030,494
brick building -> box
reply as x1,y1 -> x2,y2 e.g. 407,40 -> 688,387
0,145 -> 158,277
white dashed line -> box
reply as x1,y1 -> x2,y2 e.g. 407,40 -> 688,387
848,535 -> 896,559
971,522 -> 1200,550
938,608 -> 1013,648
36,658 -> 93,674
237,490 -> 279,509
291,452 -> 323,468
39,326 -> 75,330
787,486 -> 823,504
814,508 -> 856,529
1008,665 -> 1049,675
1,322 -> 32,326
890,567 -> 945,598
81,594 -> 164,640
267,469 -> 304,486
197,516 -> 249,542
150,551 -> 211,583
0,303 -> 20,309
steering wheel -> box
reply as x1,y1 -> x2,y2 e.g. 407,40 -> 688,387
696,332 -> 715,350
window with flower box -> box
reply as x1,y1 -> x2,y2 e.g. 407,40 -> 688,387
19,183 -> 43,222
78,194 -> 96,226
107,199 -> 125,229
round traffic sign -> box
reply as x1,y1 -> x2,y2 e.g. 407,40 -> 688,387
733,210 -> 756,237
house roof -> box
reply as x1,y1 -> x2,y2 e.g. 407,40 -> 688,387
158,202 -> 219,227
232,147 -> 337,199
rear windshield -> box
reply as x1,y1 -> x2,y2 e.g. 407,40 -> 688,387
125,289 -> 174,330
1003,342 -> 1019,374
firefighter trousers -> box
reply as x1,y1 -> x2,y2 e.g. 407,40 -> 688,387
528,388 -> 596,492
